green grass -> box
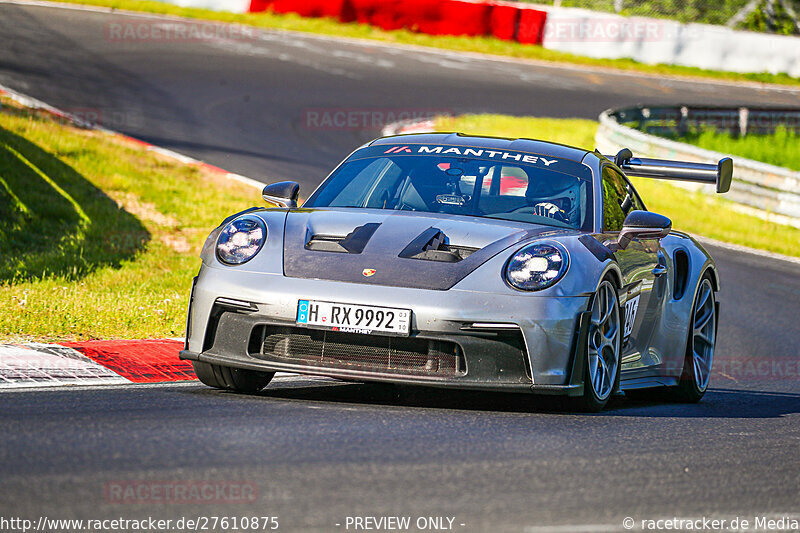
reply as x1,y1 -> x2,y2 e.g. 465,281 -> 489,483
672,127 -> 800,172
48,0 -> 800,87
434,114 -> 800,258
0,98 -> 258,342
436,114 -> 599,150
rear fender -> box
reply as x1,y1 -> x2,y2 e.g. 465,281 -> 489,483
649,233 -> 718,377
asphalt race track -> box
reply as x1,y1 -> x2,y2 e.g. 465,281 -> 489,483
4,3 -> 800,187
1,3 -> 800,531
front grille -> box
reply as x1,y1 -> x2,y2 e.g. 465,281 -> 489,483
251,326 -> 464,377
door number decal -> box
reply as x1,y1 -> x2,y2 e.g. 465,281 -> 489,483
623,295 -> 640,338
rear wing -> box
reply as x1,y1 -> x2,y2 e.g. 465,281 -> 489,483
606,148 -> 733,194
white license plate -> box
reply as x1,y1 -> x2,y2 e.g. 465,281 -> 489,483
296,300 -> 411,336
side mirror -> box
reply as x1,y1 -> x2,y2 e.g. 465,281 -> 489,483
617,210 -> 671,250
262,181 -> 299,208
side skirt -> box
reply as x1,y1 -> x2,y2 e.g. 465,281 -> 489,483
620,376 -> 679,390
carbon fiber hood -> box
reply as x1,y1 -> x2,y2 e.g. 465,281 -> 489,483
283,208 -> 573,290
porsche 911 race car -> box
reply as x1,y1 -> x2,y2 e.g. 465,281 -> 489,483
180,133 -> 732,411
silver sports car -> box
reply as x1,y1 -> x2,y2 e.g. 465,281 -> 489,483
181,133 -> 732,411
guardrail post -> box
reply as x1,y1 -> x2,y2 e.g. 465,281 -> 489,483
639,107 -> 650,132
678,106 -> 689,137
739,107 -> 749,138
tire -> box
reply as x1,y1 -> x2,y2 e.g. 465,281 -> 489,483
671,273 -> 717,403
573,278 -> 622,412
192,361 -> 275,393
192,361 -> 225,389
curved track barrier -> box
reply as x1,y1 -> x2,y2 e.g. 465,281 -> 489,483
537,5 -> 800,78
596,105 -> 800,228
150,0 -> 800,75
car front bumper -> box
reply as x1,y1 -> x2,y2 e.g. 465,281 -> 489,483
181,265 -> 592,394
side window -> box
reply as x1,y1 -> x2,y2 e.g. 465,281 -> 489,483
628,183 -> 646,212
602,166 -> 628,232
480,165 -> 529,197
477,165 -> 530,215
620,175 -> 646,212
497,166 -> 529,197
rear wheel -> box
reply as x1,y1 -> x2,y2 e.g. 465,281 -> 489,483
574,279 -> 621,412
192,361 -> 275,393
672,275 -> 717,402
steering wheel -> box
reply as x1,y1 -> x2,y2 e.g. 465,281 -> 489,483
512,202 -> 568,223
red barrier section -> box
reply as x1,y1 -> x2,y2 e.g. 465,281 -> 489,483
437,1 -> 492,36
517,7 -> 547,45
248,0 -> 273,13
248,0 -> 546,44
490,4 -> 519,41
348,0 -> 405,30
63,339 -> 195,383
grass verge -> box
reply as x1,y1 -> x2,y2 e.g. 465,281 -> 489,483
670,127 -> 800,172
0,97 -> 258,342
435,114 -> 800,258
47,0 -> 800,87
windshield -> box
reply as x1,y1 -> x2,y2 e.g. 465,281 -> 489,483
305,144 -> 593,231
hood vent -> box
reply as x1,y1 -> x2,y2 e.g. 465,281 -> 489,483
284,209 -> 572,291
399,227 -> 478,263
305,222 -> 381,254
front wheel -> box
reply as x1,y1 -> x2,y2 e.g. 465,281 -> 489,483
672,275 -> 717,402
192,361 -> 275,393
574,279 -> 622,412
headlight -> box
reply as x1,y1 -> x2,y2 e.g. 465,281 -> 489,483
216,215 -> 266,265
504,242 -> 568,291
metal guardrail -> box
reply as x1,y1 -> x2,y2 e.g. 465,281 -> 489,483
611,104 -> 800,138
596,105 -> 800,228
